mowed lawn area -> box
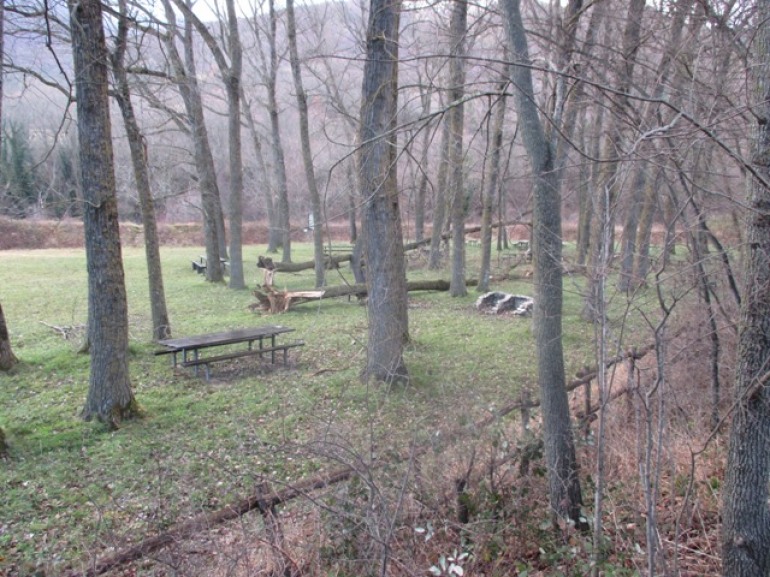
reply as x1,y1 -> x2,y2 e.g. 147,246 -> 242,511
0,244 -> 601,574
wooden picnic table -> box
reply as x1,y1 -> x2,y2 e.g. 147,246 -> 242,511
155,325 -> 302,380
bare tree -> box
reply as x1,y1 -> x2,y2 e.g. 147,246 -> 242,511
478,84 -> 506,293
224,0 -> 245,288
721,0 -> 770,571
359,0 -> 408,385
160,0 -> 225,282
448,0 -> 468,297
500,0 -> 585,525
272,0 -> 293,261
172,0 -> 247,288
428,109 -> 450,269
110,0 -> 172,340
286,0 -> 324,287
69,0 -> 138,426
0,4 -> 15,375
582,0 -> 646,320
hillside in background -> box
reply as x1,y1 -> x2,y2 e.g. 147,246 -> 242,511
0,217 -> 352,250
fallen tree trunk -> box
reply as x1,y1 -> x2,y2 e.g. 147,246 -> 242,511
257,253 -> 352,273
255,220 -> 531,274
402,218 -> 531,252
251,278 -> 480,313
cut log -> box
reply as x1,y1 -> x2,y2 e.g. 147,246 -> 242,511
251,279 -> 479,314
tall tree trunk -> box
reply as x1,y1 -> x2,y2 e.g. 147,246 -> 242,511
583,0 -> 646,319
286,0 -> 325,287
0,6 -> 13,373
346,161 -> 358,242
632,171 -> 657,284
69,0 -> 137,427
448,0 -> 468,297
243,97 -> 277,247
722,0 -> 770,571
414,82 -> 433,243
268,0 -> 292,263
359,0 -> 408,386
620,0 -> 691,292
161,0 -> 224,282
478,86 -> 506,293
428,113 -> 451,269
616,164 -> 646,292
501,0 -> 584,526
225,0 -> 246,289
111,0 -> 172,340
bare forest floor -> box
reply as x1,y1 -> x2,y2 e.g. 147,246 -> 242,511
0,226 -> 730,576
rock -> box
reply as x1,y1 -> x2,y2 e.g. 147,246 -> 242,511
475,292 -> 534,316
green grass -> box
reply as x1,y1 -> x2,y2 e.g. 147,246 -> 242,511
0,242 -> 662,573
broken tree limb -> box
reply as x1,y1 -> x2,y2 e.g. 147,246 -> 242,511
251,279 -> 480,313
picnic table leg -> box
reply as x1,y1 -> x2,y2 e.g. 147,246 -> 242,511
192,350 -> 200,376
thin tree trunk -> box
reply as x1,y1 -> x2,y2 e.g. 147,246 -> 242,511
479,86 -> 506,293
111,0 -> 171,340
429,113 -> 451,269
448,0 -> 468,297
346,161 -> 358,243
161,0 -> 224,282
414,83 -> 433,243
267,0 -> 291,263
633,171 -> 658,284
501,0 -> 585,526
617,164 -> 647,292
583,0 -> 646,319
242,97 -> 276,247
226,0 -> 245,289
0,7 -> 13,373
286,0 -> 325,287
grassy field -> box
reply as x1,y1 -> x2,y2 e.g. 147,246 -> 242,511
1,242 -> 668,575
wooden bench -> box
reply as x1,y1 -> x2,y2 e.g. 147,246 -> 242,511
192,260 -> 207,274
192,256 -> 230,275
181,341 -> 304,380
323,245 -> 352,257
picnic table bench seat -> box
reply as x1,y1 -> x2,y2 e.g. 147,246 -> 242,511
181,340 -> 305,380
